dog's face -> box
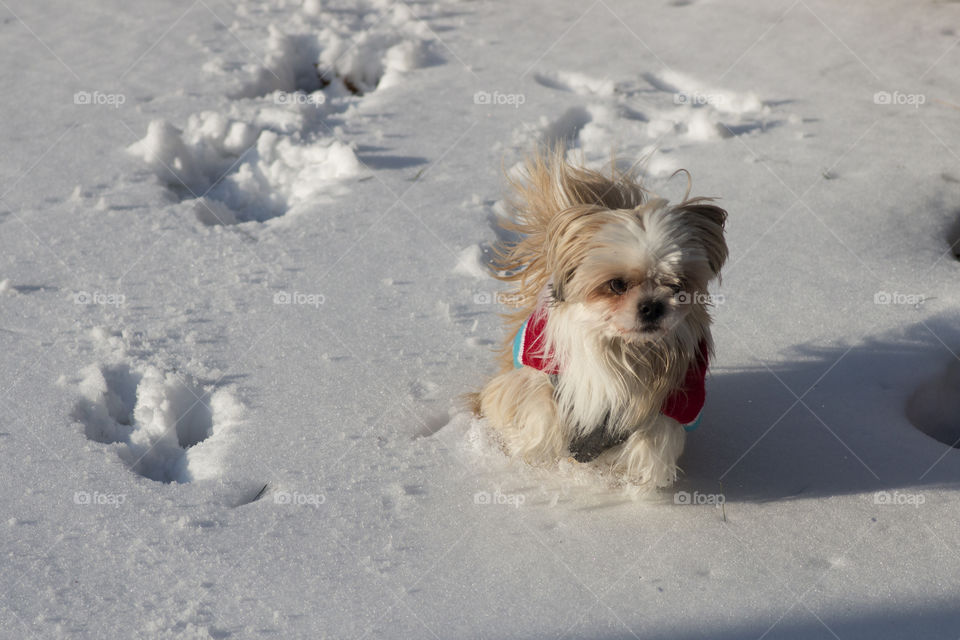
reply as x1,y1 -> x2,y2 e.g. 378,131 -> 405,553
549,199 -> 727,344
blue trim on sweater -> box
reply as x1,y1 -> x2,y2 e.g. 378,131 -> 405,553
683,414 -> 702,432
512,318 -> 528,369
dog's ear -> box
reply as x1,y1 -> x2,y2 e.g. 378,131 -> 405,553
675,201 -> 728,276
549,270 -> 571,303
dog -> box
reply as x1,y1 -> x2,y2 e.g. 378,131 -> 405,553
472,148 -> 727,488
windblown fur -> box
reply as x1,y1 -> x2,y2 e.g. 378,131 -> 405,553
475,147 -> 727,488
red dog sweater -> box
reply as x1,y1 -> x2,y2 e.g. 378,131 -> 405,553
512,306 -> 708,431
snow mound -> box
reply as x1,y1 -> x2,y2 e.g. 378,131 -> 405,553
234,3 -> 435,98
522,67 -> 778,172
652,69 -> 764,115
643,70 -> 771,143
540,105 -> 593,146
453,245 -> 488,280
533,70 -> 616,97
128,0 -> 438,225
129,112 -> 362,224
233,26 -> 326,97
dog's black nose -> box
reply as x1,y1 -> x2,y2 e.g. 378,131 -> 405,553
638,299 -> 665,323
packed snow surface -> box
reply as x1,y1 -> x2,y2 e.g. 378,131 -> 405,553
3,0 -> 960,638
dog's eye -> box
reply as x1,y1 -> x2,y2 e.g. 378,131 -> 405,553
668,282 -> 683,294
607,279 -> 628,295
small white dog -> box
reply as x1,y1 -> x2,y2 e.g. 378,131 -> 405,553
472,148 -> 727,488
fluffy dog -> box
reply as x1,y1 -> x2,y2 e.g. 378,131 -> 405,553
473,148 -> 727,488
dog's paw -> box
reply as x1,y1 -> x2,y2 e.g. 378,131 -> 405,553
596,423 -> 686,488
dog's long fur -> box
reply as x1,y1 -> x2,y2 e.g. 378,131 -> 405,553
474,147 -> 727,488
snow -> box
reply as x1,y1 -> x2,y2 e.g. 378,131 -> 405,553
128,104 -> 365,224
453,244 -> 487,280
71,332 -> 244,484
3,0 -> 960,637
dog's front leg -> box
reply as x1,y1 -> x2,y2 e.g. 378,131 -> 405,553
478,366 -> 566,462
596,416 -> 687,487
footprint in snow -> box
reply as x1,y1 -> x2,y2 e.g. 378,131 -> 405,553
128,5 -> 438,226
71,361 -> 242,483
907,360 -> 960,448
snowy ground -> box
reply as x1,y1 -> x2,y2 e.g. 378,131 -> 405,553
3,0 -> 960,637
